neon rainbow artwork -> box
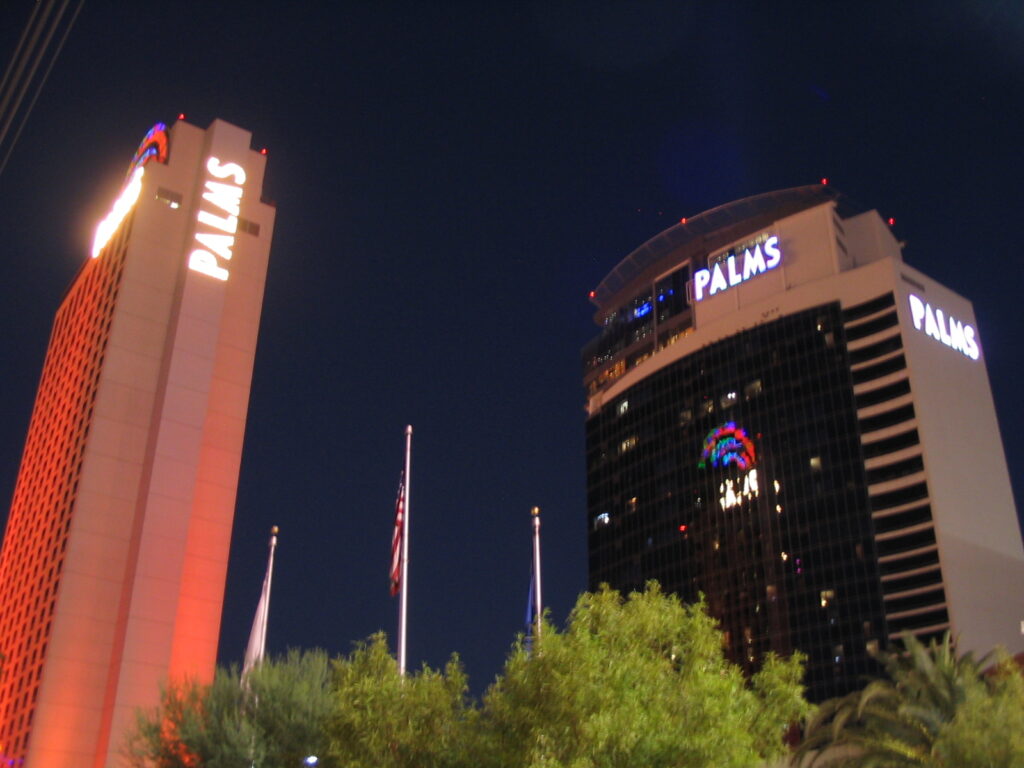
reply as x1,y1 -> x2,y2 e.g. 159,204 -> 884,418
92,122 -> 171,259
127,122 -> 169,177
699,422 -> 756,469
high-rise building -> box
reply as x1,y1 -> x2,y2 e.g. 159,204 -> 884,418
0,118 -> 274,766
583,186 -> 1022,702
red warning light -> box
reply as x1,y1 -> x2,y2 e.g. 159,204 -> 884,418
820,177 -> 828,185
260,148 -> 268,156
887,217 -> 895,226
680,217 -> 687,225
177,113 -> 186,120
588,290 -> 596,299
678,524 -> 688,532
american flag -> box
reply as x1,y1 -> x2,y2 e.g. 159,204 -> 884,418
390,479 -> 405,596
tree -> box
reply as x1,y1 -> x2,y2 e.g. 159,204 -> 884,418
931,656 -> 1024,768
125,648 -> 333,768
476,582 -> 811,768
325,632 -> 473,768
795,632 -> 1024,768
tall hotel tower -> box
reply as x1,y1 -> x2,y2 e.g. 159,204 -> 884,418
583,186 -> 1023,702
0,118 -> 274,766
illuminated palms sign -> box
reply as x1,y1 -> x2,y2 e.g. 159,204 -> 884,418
692,235 -> 782,302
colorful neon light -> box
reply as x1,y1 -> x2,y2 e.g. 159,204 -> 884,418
92,122 -> 171,259
92,166 -> 145,258
698,422 -> 756,469
128,122 -> 169,177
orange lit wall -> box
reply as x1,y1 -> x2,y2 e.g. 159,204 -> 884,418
0,118 -> 274,767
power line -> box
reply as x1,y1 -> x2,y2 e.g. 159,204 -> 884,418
0,0 -> 85,179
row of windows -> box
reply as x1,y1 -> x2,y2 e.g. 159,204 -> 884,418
0,205 -> 129,759
855,378 -> 911,410
842,292 -> 895,323
846,310 -> 899,342
586,302 -> 888,702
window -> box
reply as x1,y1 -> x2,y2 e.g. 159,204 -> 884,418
617,399 -> 629,416
619,436 -> 638,454
744,379 -> 763,399
720,391 -> 738,409
849,334 -> 903,365
237,217 -> 261,236
155,187 -> 182,209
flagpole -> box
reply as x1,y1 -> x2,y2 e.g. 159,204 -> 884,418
398,425 -> 412,676
531,506 -> 542,640
243,525 -> 278,679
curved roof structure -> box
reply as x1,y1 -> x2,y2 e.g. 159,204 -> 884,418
591,185 -> 863,310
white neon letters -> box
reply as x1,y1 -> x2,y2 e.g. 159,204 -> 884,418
907,294 -> 979,360
92,166 -> 146,258
188,156 -> 247,281
694,235 -> 782,301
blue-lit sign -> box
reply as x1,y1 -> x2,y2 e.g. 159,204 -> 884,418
693,235 -> 781,302
633,301 -> 652,318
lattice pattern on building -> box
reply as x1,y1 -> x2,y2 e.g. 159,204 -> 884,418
0,216 -> 131,764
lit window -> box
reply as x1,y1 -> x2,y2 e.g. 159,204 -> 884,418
866,639 -> 879,655
679,408 -> 693,426
619,436 -> 638,454
810,456 -> 822,471
617,399 -> 629,416
627,496 -> 638,512
593,513 -> 611,530
744,379 -> 763,399
155,187 -> 183,209
720,391 -> 738,409
820,589 -> 835,608
701,399 -> 714,415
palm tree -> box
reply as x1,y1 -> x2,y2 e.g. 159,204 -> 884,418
794,631 -> 990,767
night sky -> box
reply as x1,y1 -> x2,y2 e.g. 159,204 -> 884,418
0,1 -> 1021,694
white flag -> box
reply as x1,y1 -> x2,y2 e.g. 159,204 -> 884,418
243,526 -> 278,678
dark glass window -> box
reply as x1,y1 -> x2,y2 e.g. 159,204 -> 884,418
843,293 -> 895,323
882,567 -> 942,595
849,335 -> 903,365
584,301 -> 885,704
888,608 -> 948,633
885,588 -> 946,615
865,455 -> 924,485
875,526 -> 935,556
852,354 -> 907,385
859,404 -> 915,434
856,379 -> 911,409
873,504 -> 933,535
863,429 -> 919,459
870,482 -> 929,512
655,265 -> 690,323
878,549 -> 940,575
846,311 -> 899,342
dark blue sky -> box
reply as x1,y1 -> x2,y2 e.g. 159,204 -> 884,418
0,1 -> 1021,693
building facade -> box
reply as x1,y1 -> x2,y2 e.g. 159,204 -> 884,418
0,118 -> 274,766
583,186 -> 1023,702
